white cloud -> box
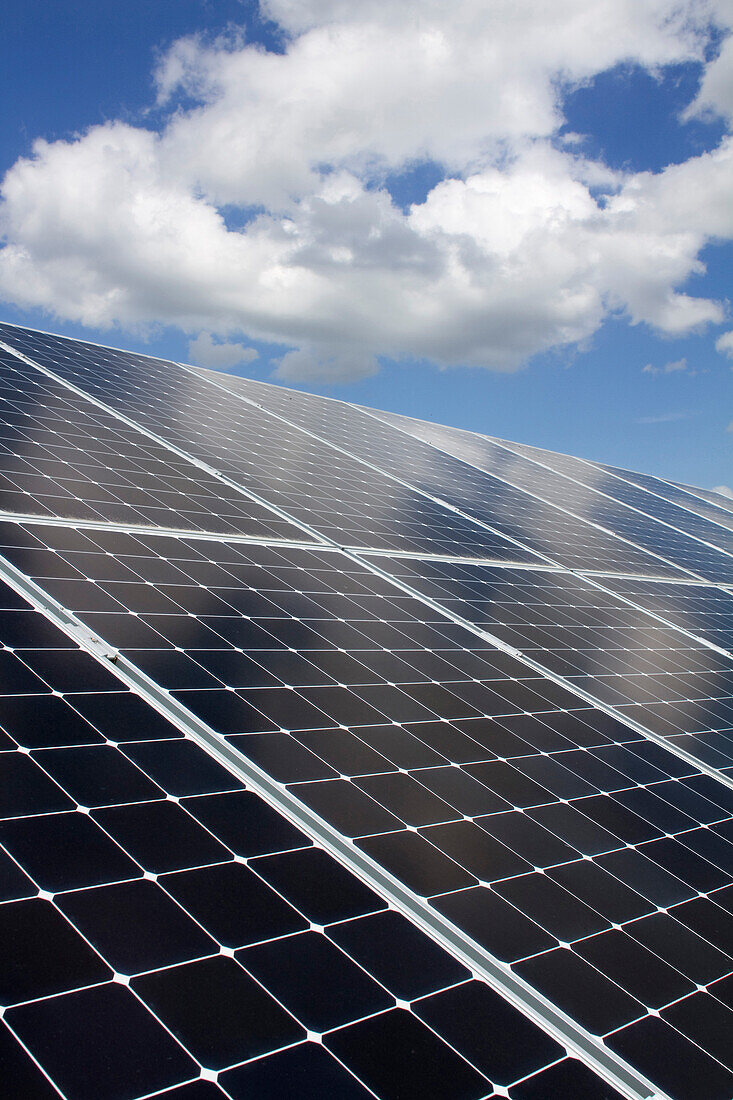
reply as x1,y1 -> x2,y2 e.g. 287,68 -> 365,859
716,330 -> 733,359
713,484 -> 733,498
685,34 -> 733,123
274,343 -> 378,383
0,1 -> 731,381
642,357 -> 689,375
188,331 -> 258,369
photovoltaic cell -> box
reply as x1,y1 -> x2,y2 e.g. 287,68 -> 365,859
4,517 -> 733,1097
0,344 -> 309,541
367,555 -> 733,775
0,572 -> 608,1100
0,325 -> 535,561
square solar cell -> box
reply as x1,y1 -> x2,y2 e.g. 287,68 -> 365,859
180,790 -> 310,858
0,810 -> 142,892
238,930 -> 394,1031
33,745 -> 163,807
160,861 -> 307,948
0,1021 -> 61,1098
251,847 -> 386,924
0,753 -> 74,817
92,797 -> 234,873
327,909 -> 470,1000
6,982 -> 198,1100
324,1007 -> 492,1100
131,955 -> 305,1070
219,1041 -> 373,1099
413,979 -> 564,1086
0,898 -> 111,1006
57,878 -> 218,975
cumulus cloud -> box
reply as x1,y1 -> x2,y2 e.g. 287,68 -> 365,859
716,330 -> 733,359
713,484 -> 733,498
188,332 -> 258,369
685,34 -> 733,123
274,343 -> 379,383
0,0 -> 731,381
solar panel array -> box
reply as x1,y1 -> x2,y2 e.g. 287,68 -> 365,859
0,322 -> 732,1100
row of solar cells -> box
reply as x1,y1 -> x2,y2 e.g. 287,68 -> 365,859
2,519 -> 733,1099
2,323 -> 733,585
372,409 -> 733,580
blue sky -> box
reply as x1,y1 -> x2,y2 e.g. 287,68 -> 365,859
1,0 -> 731,491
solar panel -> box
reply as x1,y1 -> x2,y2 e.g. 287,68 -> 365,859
368,409 -> 716,580
392,414 -> 733,565
599,577 -> 733,657
0,343 -> 313,543
492,436 -> 733,584
0,571 -> 623,1100
672,482 -> 733,517
0,322 -> 732,1100
198,367 -> 690,580
3,513 -> 733,1097
594,463 -> 733,537
0,325 -> 536,562
364,555 -> 733,775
